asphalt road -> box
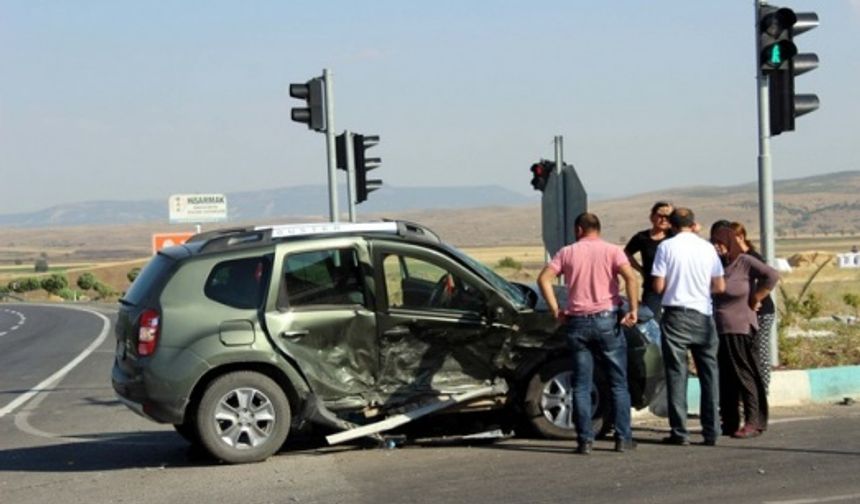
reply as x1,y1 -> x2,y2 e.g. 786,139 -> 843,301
1,303 -> 859,504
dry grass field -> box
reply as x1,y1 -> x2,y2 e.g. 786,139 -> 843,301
1,206 -> 858,310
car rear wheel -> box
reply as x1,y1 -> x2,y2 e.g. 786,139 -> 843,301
196,371 -> 291,464
523,358 -> 609,440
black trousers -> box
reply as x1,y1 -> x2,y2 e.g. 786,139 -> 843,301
718,333 -> 769,432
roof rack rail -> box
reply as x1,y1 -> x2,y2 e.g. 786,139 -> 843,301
386,220 -> 441,243
259,221 -> 399,239
194,219 -> 443,253
186,226 -> 256,243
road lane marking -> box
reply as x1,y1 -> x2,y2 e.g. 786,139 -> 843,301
0,308 -> 26,337
0,305 -> 110,419
764,493 -> 860,503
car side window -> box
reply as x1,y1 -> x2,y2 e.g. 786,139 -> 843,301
204,256 -> 268,309
382,253 -> 485,312
282,248 -> 365,307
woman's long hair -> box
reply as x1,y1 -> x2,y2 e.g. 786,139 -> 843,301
712,227 -> 745,264
730,221 -> 755,252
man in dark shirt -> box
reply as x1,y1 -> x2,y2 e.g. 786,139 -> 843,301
625,201 -> 674,320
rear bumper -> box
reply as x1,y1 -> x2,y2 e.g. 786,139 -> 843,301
111,350 -> 198,425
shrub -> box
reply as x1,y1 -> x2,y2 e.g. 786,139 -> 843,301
34,257 -> 49,272
10,277 -> 42,293
778,254 -> 831,328
496,256 -> 522,270
77,272 -> 97,291
127,267 -> 141,283
93,281 -> 115,299
41,273 -> 69,294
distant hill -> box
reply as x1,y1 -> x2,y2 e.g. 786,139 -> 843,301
0,185 -> 535,228
1,171 -> 858,262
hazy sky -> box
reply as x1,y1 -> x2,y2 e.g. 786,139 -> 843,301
2,0 -> 859,215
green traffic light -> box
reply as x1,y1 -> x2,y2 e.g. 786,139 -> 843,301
769,46 -> 782,65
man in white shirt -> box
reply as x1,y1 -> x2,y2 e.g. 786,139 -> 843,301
652,207 -> 726,446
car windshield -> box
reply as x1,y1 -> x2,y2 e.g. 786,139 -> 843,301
443,244 -> 529,308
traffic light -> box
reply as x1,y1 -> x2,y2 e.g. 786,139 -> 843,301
530,160 -> 554,192
758,5 -> 819,135
289,77 -> 326,132
353,134 -> 381,203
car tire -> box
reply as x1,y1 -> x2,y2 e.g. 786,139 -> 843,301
523,358 -> 609,440
196,371 -> 291,464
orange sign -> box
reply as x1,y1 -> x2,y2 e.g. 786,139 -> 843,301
152,232 -> 195,254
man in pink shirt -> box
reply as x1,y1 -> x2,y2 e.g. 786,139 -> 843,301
538,212 -> 640,454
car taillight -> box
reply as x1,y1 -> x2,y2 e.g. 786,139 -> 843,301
138,309 -> 160,356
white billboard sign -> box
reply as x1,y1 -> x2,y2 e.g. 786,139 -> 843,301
169,193 -> 228,223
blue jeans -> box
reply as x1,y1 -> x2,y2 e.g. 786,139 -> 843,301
660,307 -> 720,441
566,312 -> 632,444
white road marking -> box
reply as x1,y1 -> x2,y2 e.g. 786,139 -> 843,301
768,416 -> 828,425
764,493 -> 860,503
0,305 -> 110,419
0,308 -> 26,337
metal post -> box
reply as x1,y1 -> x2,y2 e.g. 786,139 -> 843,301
554,135 -> 565,245
554,136 -> 565,285
323,68 -> 339,222
755,0 -> 779,366
345,131 -> 357,222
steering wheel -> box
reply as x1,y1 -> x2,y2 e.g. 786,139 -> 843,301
428,273 -> 457,308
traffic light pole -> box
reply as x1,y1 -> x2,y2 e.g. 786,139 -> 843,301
554,135 -> 565,255
755,0 -> 780,367
345,131 -> 357,222
323,68 -> 339,222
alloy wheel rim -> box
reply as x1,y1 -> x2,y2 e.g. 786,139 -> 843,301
214,387 -> 276,449
540,370 -> 599,429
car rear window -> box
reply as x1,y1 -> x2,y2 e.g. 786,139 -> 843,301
205,256 -> 270,309
122,253 -> 175,306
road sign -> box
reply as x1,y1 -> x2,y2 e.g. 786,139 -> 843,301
168,194 -> 228,224
541,164 -> 587,257
152,232 -> 194,254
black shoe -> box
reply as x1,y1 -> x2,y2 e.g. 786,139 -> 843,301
576,441 -> 593,455
661,435 -> 690,446
702,438 -> 717,446
614,439 -> 637,452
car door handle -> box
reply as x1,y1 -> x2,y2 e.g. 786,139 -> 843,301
281,330 -> 309,339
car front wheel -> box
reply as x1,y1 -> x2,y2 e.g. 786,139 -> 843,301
196,371 -> 291,464
523,358 -> 609,439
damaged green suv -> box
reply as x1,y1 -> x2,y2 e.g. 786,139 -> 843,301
112,221 -> 663,463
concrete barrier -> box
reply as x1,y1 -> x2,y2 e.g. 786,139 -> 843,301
681,365 -> 860,415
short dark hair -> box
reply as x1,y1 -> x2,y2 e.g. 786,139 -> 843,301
650,201 -> 672,215
710,219 -> 731,236
574,212 -> 601,233
669,207 -> 695,229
